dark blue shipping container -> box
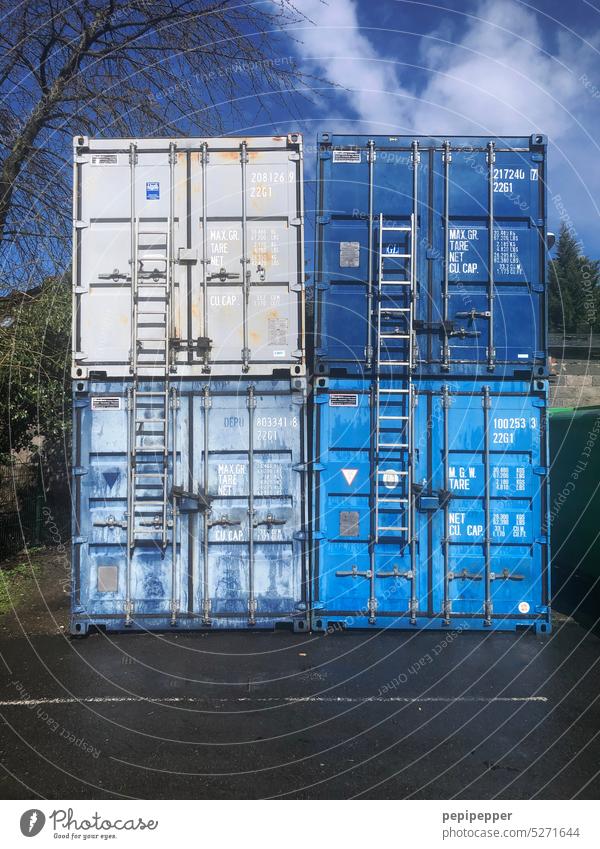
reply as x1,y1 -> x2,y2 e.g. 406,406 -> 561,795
311,376 -> 550,631
314,134 -> 548,377
71,378 -> 308,633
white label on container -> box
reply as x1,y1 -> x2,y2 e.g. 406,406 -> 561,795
91,396 -> 121,411
268,317 -> 288,345
517,353 -> 528,359
272,349 -> 286,358
340,241 -> 360,268
329,393 -> 358,407
518,601 -> 530,614
341,468 -> 358,486
91,154 -> 118,166
332,149 -> 361,164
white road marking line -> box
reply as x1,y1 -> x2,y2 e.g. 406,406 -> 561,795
0,695 -> 548,707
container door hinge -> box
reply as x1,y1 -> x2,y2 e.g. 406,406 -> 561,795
533,466 -> 548,476
415,487 -> 450,511
74,351 -> 88,362
293,531 -> 307,541
291,349 -> 304,359
531,282 -> 544,293
73,398 -> 88,408
532,397 -> 547,408
178,248 -> 197,264
536,535 -> 549,545
317,215 -> 331,225
426,247 -> 437,260
288,152 -> 301,161
293,462 -> 308,473
311,463 -> 326,472
289,281 -> 304,293
534,350 -> 545,360
72,467 -> 88,477
312,600 -> 326,610
319,151 -> 332,161
74,285 -> 88,295
74,219 -> 88,230
313,531 -> 326,541
72,536 -> 87,545
414,319 -> 455,335
291,216 -> 303,226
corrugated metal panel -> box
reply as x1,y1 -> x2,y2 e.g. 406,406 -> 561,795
312,376 -> 550,631
72,134 -> 305,379
71,378 -> 308,633
315,133 -> 547,377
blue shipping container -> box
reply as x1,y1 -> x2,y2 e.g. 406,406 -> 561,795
315,134 -> 548,377
312,377 -> 550,631
71,378 -> 308,633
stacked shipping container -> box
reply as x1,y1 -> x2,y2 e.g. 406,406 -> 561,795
312,134 -> 551,632
71,135 -> 309,633
71,131 -> 551,634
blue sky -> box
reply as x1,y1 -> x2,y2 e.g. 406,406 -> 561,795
258,0 -> 600,258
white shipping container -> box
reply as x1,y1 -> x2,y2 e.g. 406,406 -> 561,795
72,135 -> 305,379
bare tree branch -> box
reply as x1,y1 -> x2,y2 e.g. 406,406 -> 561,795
0,0 -> 322,290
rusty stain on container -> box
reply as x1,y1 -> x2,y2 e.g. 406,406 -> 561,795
251,247 -> 273,268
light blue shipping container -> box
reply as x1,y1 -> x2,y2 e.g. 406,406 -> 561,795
311,377 -> 550,632
71,377 -> 309,633
314,133 -> 549,378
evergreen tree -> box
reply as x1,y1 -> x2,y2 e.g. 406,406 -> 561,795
549,224 -> 600,333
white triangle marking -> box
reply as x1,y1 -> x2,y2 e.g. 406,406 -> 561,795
341,468 -> 358,486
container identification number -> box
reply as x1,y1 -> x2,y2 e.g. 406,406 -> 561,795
250,170 -> 295,198
256,415 -> 298,442
493,167 -> 526,194
493,416 -> 536,445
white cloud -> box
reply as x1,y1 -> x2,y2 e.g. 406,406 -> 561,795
290,0 -> 600,251
294,0 -> 590,136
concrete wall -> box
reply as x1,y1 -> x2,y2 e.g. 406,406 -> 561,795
549,357 -> 600,409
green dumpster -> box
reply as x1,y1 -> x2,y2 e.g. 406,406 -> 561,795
549,405 -> 600,585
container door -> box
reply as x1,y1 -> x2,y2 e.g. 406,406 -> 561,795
189,142 -> 303,373
313,383 -> 424,626
316,141 -> 427,372
194,383 -> 306,627
429,383 -> 549,627
429,141 -> 546,372
73,383 -> 182,628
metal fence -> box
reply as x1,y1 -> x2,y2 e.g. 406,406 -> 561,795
0,463 -> 70,559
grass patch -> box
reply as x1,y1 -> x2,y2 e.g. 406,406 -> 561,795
0,558 -> 41,616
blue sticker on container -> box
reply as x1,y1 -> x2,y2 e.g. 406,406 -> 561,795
146,181 -> 160,200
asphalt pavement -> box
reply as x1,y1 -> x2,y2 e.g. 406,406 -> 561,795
0,611 -> 599,799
